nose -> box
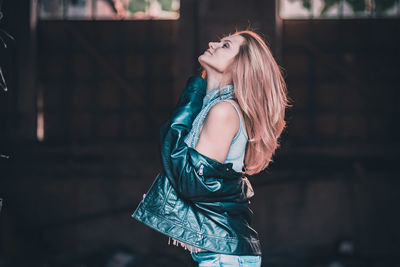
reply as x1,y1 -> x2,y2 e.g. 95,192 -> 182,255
208,42 -> 216,49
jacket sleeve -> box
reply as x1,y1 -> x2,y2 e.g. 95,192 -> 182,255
159,76 -> 249,202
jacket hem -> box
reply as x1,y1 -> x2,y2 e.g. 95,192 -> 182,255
131,205 -> 262,256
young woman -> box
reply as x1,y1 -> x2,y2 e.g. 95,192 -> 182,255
132,30 -> 290,267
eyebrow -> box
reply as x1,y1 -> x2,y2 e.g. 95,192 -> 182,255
222,39 -> 232,44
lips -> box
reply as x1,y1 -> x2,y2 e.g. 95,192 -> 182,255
206,49 -> 213,55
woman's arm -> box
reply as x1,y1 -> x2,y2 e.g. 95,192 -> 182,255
195,101 -> 240,163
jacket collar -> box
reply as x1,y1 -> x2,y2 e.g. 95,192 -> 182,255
202,84 -> 234,109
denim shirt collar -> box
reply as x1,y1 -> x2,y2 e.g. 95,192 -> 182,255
202,84 -> 234,109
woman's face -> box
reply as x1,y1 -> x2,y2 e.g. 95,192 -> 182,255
198,34 -> 245,73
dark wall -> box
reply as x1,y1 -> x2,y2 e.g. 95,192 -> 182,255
0,0 -> 37,141
1,1 -> 400,266
283,19 -> 400,146
37,20 -> 178,143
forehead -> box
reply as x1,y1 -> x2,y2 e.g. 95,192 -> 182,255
221,34 -> 245,46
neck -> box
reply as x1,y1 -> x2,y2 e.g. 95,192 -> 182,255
205,70 -> 231,93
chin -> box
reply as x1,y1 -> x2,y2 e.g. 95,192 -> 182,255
198,53 -> 207,61
198,55 -> 208,67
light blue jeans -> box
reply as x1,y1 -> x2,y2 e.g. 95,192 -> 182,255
191,252 -> 262,267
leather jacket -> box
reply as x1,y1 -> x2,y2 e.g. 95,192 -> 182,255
132,76 -> 262,255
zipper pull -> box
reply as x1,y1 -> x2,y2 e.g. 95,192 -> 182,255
198,164 -> 204,176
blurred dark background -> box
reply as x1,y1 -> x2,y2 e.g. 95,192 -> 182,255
1,0 -> 399,266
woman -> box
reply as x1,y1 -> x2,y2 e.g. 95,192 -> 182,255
132,30 -> 290,266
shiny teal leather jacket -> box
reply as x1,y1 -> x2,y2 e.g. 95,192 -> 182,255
132,76 -> 261,255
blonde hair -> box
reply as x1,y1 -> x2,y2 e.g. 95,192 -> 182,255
203,30 -> 291,175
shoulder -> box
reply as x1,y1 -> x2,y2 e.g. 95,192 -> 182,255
201,101 -> 240,137
206,101 -> 239,125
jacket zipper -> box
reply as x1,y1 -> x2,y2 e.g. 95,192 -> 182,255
198,164 -> 204,176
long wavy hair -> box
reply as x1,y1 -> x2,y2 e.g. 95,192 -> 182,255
202,30 -> 291,175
